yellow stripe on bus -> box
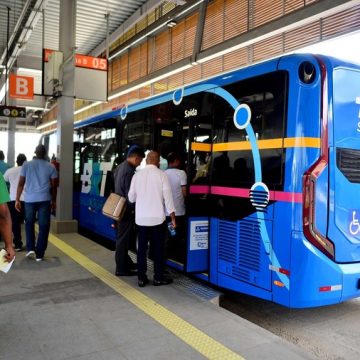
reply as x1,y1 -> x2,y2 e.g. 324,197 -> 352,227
191,142 -> 212,151
284,137 -> 320,148
192,138 -> 320,152
48,233 -> 244,360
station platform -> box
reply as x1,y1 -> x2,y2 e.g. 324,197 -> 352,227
1,231 -> 314,360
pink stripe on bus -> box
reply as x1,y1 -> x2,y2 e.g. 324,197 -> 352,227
189,185 -> 210,194
270,191 -> 303,203
189,185 -> 303,203
211,186 -> 249,198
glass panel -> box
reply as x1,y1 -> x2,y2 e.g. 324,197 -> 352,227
212,71 -> 287,188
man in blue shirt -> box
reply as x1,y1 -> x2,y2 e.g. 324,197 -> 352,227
15,145 -> 58,261
0,150 -> 10,175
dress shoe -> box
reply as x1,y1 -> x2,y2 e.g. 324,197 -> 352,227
115,270 -> 137,276
138,277 -> 149,287
153,276 -> 173,286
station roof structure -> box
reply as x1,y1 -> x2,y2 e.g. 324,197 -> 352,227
0,0 -> 175,129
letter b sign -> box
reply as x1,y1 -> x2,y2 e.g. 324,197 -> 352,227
9,74 -> 34,100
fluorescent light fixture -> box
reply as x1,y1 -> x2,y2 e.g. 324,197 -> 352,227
108,63 -> 192,101
167,21 -> 177,28
40,128 -> 56,135
108,22 -> 165,61
37,120 -> 57,130
74,101 -> 102,115
17,67 -> 42,74
176,0 -> 204,17
108,0 -> 204,62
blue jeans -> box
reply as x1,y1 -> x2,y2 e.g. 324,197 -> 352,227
25,201 -> 51,258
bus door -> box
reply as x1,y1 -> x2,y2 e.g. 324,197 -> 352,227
185,92 -> 214,273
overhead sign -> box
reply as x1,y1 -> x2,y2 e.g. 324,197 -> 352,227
9,74 -> 34,100
0,105 -> 26,118
44,49 -> 107,70
43,48 -> 107,101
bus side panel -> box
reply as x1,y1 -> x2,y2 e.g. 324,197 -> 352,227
79,193 -> 116,241
210,216 -> 273,295
271,201 -> 294,307
290,231 -> 342,308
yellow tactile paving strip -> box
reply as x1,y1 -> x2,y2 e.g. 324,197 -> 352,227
48,233 -> 245,360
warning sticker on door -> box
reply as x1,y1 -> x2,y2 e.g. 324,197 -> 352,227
189,220 -> 208,250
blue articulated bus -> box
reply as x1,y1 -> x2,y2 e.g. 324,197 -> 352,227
73,53 -> 360,308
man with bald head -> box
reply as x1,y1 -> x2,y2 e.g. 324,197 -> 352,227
128,150 -> 176,287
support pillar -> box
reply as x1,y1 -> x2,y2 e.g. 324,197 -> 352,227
51,0 -> 77,233
7,117 -> 15,167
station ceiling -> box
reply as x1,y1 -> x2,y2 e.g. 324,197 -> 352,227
0,0 -> 157,66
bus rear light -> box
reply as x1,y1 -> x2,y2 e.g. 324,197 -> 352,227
319,285 -> 342,292
269,265 -> 290,276
274,280 -> 285,287
279,268 -> 290,276
303,163 -> 335,260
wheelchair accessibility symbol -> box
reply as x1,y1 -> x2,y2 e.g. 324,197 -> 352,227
349,211 -> 360,236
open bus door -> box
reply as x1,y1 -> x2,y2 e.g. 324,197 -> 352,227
186,107 -> 213,273
149,92 -> 215,273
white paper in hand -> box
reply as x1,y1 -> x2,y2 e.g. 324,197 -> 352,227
0,249 -> 15,273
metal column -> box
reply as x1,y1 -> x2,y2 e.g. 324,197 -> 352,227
7,117 -> 15,167
52,0 -> 78,233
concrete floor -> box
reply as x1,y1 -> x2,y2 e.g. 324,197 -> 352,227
0,231 -> 314,360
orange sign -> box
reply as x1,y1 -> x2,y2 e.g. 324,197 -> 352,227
44,49 -> 107,71
9,74 -> 34,100
75,54 -> 107,71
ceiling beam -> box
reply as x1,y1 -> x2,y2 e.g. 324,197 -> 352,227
90,0 -> 166,57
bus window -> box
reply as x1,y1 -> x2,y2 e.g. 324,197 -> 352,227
120,108 -> 152,162
213,71 -> 287,189
75,118 -> 118,196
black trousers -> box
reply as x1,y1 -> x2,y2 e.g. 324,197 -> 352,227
166,215 -> 186,264
137,222 -> 165,281
8,201 -> 24,248
115,209 -> 136,273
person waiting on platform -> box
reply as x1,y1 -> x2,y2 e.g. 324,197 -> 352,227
15,145 -> 58,262
0,172 -> 15,262
165,152 -> 187,264
113,146 -> 145,276
128,151 -> 176,287
0,150 -> 10,175
3,153 -> 27,251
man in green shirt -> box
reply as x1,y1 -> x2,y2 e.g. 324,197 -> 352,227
0,172 -> 15,262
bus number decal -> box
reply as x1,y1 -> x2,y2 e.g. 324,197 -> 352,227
81,163 -> 92,193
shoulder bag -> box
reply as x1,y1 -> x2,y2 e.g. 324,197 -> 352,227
102,193 -> 127,221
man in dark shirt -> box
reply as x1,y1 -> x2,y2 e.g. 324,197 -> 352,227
113,147 -> 145,276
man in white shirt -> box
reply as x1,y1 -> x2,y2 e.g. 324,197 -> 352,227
128,151 -> 176,287
3,153 -> 27,251
165,152 -> 187,263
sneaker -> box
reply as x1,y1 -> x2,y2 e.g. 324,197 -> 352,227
35,257 -> 43,262
26,250 -> 35,259
14,247 -> 23,252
